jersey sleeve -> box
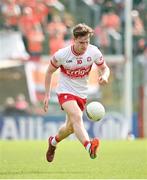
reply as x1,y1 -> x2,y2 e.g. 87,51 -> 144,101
94,48 -> 105,66
50,49 -> 63,68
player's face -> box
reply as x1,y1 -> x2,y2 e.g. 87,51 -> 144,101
73,35 -> 90,54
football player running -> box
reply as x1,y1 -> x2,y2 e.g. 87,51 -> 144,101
43,23 -> 110,162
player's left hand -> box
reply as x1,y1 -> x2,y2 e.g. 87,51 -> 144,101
98,75 -> 108,85
43,95 -> 49,112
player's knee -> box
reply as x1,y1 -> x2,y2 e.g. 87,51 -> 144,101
70,112 -> 81,121
70,113 -> 82,125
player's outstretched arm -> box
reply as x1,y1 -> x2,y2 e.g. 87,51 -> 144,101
43,60 -> 58,112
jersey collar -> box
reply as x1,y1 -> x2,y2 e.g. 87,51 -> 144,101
71,45 -> 86,56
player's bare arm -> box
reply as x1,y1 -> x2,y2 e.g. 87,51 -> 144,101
98,62 -> 110,85
44,59 -> 59,112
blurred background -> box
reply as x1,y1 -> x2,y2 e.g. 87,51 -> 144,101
0,0 -> 147,140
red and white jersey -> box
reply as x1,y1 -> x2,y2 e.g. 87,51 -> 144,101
51,44 -> 104,98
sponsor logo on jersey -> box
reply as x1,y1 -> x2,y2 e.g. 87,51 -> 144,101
60,65 -> 92,78
66,59 -> 73,63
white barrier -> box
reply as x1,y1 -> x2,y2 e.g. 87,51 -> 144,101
0,31 -> 29,60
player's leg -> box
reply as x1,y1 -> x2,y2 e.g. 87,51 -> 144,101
57,115 -> 74,140
62,100 -> 100,159
46,94 -> 99,162
46,115 -> 74,162
51,115 -> 74,146
62,100 -> 90,144
50,114 -> 74,144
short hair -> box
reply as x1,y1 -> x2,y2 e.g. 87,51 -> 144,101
73,23 -> 94,38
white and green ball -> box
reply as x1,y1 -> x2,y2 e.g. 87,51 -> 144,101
86,101 -> 105,121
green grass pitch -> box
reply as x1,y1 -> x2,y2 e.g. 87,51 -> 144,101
0,139 -> 147,179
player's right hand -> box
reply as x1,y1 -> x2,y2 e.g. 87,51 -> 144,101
43,95 -> 49,112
